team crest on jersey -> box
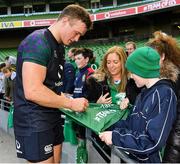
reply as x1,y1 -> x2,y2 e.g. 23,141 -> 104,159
44,144 -> 53,154
82,74 -> 86,82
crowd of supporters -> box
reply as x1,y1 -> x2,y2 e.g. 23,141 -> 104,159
0,56 -> 16,111
61,31 -> 180,162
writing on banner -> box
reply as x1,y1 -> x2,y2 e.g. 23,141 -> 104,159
93,7 -> 136,21
138,0 -> 180,13
0,21 -> 22,29
23,19 -> 56,27
94,109 -> 117,122
94,104 -> 117,122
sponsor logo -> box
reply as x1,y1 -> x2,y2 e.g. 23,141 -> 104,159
44,144 -> 53,154
16,140 -> 20,149
54,50 -> 58,58
16,140 -> 22,154
55,81 -> 63,86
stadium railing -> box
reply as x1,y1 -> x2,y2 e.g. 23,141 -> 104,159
0,99 -> 14,136
0,97 -> 138,163
86,128 -> 138,163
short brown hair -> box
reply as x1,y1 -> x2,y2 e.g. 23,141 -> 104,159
125,41 -> 136,49
2,66 -> 12,74
58,4 -> 93,31
74,48 -> 95,64
69,47 -> 78,54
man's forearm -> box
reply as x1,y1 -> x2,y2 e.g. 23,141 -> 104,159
24,84 -> 71,109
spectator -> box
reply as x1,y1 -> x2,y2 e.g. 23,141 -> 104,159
61,62 -> 76,95
67,47 -> 78,71
73,47 -> 95,163
146,31 -> 180,163
13,4 -> 92,163
5,56 -> 16,66
5,56 -> 16,71
85,45 -> 129,161
73,48 -> 95,98
99,47 -> 177,163
2,66 -> 16,102
84,48 -> 99,71
125,41 -> 136,56
123,41 -> 140,105
67,47 -> 77,61
0,63 -> 6,99
85,46 -> 128,104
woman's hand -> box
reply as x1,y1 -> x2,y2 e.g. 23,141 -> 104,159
120,98 -> 129,110
96,92 -> 112,104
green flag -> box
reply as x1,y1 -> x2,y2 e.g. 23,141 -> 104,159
61,103 -> 129,134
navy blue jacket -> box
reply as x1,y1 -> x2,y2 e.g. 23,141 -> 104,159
58,62 -> 75,94
73,65 -> 93,98
111,79 -> 177,163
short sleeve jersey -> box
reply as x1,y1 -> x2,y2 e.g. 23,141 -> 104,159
14,29 -> 65,136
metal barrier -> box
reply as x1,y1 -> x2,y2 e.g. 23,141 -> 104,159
0,99 -> 137,163
0,99 -> 14,136
0,98 -> 12,111
111,146 -> 137,163
86,128 -> 138,163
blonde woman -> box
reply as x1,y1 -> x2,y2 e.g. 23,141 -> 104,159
85,46 -> 128,104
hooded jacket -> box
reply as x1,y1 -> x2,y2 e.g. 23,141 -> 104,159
156,61 -> 180,162
112,79 -> 177,163
73,65 -> 94,98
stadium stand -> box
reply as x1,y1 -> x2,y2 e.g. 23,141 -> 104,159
0,48 -> 17,62
0,13 -> 58,22
92,0 -> 160,13
0,0 -> 160,22
1,36 -> 180,63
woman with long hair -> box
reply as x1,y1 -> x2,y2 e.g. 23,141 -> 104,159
85,46 -> 128,104
146,31 -> 180,162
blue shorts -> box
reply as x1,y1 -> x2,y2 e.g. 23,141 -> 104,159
15,123 -> 64,162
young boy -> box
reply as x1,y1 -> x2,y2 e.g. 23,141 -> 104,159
99,46 -> 177,163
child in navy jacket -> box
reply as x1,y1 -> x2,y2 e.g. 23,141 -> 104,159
99,46 -> 177,163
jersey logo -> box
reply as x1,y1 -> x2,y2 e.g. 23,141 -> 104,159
55,64 -> 64,87
16,140 -> 21,149
44,144 -> 53,154
54,50 -> 58,58
16,140 -> 23,154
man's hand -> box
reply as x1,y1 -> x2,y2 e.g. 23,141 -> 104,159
71,98 -> 89,112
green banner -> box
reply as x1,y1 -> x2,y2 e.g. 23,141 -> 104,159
61,103 -> 129,134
